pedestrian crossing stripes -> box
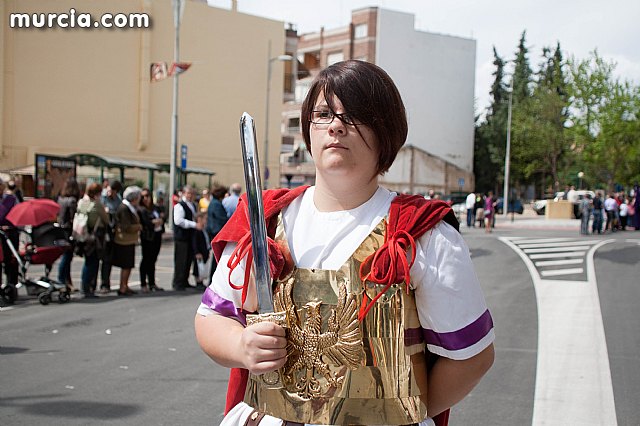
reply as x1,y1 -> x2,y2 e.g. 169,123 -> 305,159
539,267 -> 584,277
501,237 -> 601,281
534,258 -> 584,267
528,251 -> 586,259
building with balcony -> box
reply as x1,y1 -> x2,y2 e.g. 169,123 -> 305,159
280,7 -> 476,194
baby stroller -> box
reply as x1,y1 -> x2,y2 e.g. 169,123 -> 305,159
0,199 -> 71,305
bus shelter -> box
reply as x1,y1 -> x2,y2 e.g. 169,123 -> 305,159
67,153 -> 160,189
156,163 -> 216,190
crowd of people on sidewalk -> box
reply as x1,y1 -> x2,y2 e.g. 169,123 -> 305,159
579,186 -> 639,235
0,175 -> 244,301
457,185 -> 640,236
463,190 -> 497,233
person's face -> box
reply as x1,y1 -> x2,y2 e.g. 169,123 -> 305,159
184,189 -> 194,202
141,191 -> 151,207
130,195 -> 141,206
309,92 -> 378,181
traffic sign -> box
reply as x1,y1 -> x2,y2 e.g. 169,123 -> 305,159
180,144 -> 187,169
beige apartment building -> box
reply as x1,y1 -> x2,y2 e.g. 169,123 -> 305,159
280,7 -> 476,195
0,0 -> 289,195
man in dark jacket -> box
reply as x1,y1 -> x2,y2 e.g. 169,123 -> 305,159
172,186 -> 202,291
206,184 -> 228,281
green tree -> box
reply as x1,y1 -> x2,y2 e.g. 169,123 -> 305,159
569,52 -> 640,190
512,43 -> 571,195
474,47 -> 509,193
509,32 -> 538,194
512,31 -> 533,105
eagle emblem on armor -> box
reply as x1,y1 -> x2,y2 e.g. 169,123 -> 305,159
274,279 -> 364,399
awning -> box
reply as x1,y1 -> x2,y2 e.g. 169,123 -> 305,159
3,164 -> 34,176
68,153 -> 160,170
156,163 -> 215,176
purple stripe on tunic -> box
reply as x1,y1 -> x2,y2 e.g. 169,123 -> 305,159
422,309 -> 493,351
201,287 -> 246,325
404,327 -> 425,346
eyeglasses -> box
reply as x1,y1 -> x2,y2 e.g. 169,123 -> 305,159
310,110 -> 363,126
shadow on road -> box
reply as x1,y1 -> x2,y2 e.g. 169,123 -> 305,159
20,399 -> 141,419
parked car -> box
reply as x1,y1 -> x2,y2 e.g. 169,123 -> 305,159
532,199 -> 547,215
442,192 -> 467,206
530,190 -> 596,218
495,197 -> 524,214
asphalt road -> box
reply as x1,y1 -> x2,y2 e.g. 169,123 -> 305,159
1,221 -> 639,425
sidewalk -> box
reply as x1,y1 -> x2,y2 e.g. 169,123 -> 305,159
461,208 -> 581,231
493,214 -> 580,231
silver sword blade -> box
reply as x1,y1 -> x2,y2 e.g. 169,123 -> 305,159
239,112 -> 274,313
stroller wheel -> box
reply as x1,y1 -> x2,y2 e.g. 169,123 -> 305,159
38,293 -> 52,305
1,284 -> 18,305
58,292 -> 71,304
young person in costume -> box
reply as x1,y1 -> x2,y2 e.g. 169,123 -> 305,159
195,60 -> 495,426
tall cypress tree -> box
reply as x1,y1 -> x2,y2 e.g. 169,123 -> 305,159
513,31 -> 533,105
474,47 -> 508,193
510,31 -> 538,195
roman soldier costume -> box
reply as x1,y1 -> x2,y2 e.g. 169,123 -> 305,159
204,187 -> 477,426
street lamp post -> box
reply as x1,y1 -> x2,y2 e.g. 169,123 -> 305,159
503,78 -> 514,217
578,171 -> 584,190
263,40 -> 292,189
169,0 -> 185,227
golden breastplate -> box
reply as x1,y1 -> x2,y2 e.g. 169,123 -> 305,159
244,218 -> 427,425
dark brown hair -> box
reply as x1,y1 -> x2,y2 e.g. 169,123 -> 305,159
61,177 -> 80,198
301,60 -> 408,175
211,184 -> 228,201
85,182 -> 102,198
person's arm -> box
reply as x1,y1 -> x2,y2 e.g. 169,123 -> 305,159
194,242 -> 287,374
216,201 -> 229,229
93,200 -> 111,226
426,344 -> 494,417
174,203 -> 196,229
222,197 -> 233,218
116,206 -> 140,233
412,222 -> 495,417
207,200 -> 229,235
194,314 -> 287,374
128,209 -> 142,233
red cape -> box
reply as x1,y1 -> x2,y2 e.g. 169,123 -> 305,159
213,187 -> 455,426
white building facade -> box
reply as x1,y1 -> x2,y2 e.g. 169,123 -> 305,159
282,7 -> 476,194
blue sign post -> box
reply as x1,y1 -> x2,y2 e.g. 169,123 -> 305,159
180,144 -> 187,169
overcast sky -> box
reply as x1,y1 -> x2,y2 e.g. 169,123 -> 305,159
207,0 -> 640,113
